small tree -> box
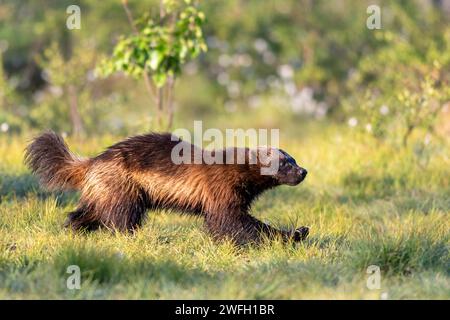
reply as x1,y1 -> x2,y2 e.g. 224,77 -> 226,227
0,50 -> 13,110
0,45 -> 24,133
37,42 -> 98,137
100,0 -> 207,130
343,31 -> 450,148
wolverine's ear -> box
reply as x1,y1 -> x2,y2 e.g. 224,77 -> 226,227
278,149 -> 297,164
170,134 -> 182,142
249,147 -> 277,166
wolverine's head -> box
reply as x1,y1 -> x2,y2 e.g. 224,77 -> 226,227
275,149 -> 307,186
251,147 -> 307,186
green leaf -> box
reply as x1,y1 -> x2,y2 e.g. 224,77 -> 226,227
149,50 -> 163,70
152,72 -> 167,87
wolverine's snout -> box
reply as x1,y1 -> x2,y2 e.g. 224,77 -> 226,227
288,166 -> 307,185
277,164 -> 308,186
298,167 -> 308,180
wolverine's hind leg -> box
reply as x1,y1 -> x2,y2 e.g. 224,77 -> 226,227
100,190 -> 149,231
64,205 -> 100,231
69,166 -> 151,232
65,190 -> 149,232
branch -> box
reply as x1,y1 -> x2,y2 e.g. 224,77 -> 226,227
121,0 -> 139,34
121,0 -> 160,125
166,75 -> 175,129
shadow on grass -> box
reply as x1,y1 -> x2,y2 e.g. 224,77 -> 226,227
0,173 -> 77,206
297,229 -> 448,278
342,235 -> 449,277
53,246 -> 213,285
304,234 -> 348,250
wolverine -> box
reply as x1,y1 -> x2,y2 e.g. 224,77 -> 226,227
25,131 -> 309,245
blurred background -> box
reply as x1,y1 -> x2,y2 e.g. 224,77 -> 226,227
0,1 -> 449,300
0,0 -> 449,145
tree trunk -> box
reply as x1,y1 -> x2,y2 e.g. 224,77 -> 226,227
142,70 -> 160,127
156,87 -> 164,129
402,124 -> 414,148
67,84 -> 84,137
166,75 -> 175,129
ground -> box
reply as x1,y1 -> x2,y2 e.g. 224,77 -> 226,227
0,123 -> 448,299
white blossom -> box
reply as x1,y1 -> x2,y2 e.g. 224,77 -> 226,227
254,38 -> 268,53
348,117 -> 358,127
49,86 -> 63,97
218,54 -> 232,68
284,82 -> 297,96
380,105 -> 389,115
263,51 -> 275,65
0,122 -> 9,132
227,81 -> 240,98
278,64 -> 294,79
236,54 -> 252,67
290,87 -> 328,118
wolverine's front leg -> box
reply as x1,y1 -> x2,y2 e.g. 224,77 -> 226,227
204,208 -> 309,245
248,215 -> 309,243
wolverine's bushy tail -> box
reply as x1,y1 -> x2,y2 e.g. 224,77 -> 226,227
25,131 -> 88,191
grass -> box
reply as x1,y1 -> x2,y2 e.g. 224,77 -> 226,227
0,123 -> 448,299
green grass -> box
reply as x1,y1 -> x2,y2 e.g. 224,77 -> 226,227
0,124 -> 449,299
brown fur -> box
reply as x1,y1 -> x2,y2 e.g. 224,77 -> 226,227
25,131 -> 309,244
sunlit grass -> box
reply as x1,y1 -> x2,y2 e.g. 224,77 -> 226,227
0,124 -> 448,299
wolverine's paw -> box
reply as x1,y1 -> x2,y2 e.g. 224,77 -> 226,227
293,226 -> 309,242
